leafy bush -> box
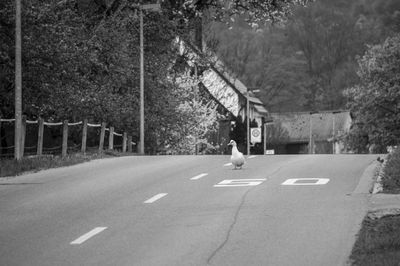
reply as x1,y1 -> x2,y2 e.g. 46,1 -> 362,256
381,147 -> 400,193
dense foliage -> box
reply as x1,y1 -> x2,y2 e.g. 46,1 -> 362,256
345,34 -> 400,152
1,0 -> 307,154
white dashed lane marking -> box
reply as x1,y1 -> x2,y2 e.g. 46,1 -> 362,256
190,173 -> 208,180
144,193 -> 168,203
70,227 -> 107,245
248,155 -> 257,159
224,163 -> 232,166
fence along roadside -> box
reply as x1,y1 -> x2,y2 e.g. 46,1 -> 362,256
0,116 -> 136,158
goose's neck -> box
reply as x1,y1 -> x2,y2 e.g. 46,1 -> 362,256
232,145 -> 239,153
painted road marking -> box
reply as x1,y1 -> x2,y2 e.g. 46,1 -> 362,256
144,193 -> 168,203
224,163 -> 233,166
282,178 -> 330,186
70,227 -> 107,245
214,179 -> 266,187
248,155 -> 257,159
190,173 -> 208,180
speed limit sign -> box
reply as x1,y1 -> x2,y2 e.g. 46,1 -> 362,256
251,127 -> 261,143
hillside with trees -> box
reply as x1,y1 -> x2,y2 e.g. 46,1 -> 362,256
206,0 -> 400,113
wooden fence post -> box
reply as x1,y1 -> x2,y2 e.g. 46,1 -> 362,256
81,119 -> 88,154
128,135 -> 132,153
109,127 -> 114,150
99,122 -> 106,152
37,118 -> 44,156
122,132 -> 127,153
62,120 -> 68,157
21,115 -> 26,157
0,118 -> 2,155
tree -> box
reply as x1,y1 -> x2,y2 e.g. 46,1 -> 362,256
345,34 -> 400,151
0,0 -> 312,154
166,0 -> 312,25
286,0 -> 368,110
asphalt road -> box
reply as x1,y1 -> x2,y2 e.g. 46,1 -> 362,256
0,154 -> 378,266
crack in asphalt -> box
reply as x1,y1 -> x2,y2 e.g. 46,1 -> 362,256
206,163 -> 293,265
206,187 -> 253,265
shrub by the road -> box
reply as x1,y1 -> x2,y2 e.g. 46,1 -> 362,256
381,147 -> 400,193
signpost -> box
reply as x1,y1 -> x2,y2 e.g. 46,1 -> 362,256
251,127 -> 261,144
263,119 -> 274,155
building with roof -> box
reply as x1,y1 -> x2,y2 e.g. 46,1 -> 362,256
268,111 -> 351,154
175,37 -> 269,153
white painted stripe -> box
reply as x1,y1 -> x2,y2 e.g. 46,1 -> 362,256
224,163 -> 232,166
70,227 -> 107,245
248,155 -> 257,159
144,193 -> 168,203
282,178 -> 330,186
214,179 -> 266,187
190,173 -> 208,180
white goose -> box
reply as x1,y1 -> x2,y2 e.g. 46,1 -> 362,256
228,140 -> 245,170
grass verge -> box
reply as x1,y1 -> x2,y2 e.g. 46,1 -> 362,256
349,213 -> 400,266
0,150 -> 124,178
350,147 -> 400,265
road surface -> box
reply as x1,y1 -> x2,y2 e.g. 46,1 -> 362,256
0,154 -> 378,266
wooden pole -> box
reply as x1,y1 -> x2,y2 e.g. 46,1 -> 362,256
109,127 -> 114,150
81,119 -> 87,154
309,114 -> 313,154
332,114 -> 336,154
14,0 -> 22,160
37,118 -> 44,155
20,115 -> 26,157
128,135 -> 132,153
0,118 -> 2,155
62,120 -> 68,157
122,132 -> 127,153
139,7 -> 145,155
99,122 -> 106,152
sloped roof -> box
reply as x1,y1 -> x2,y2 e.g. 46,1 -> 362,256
270,111 -> 351,143
175,37 -> 267,117
255,105 -> 268,114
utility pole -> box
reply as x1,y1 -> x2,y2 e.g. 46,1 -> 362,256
138,3 -> 161,155
139,6 -> 144,155
15,0 -> 22,160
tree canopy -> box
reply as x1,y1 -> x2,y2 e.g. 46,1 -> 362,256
345,34 -> 400,152
1,0 -> 310,154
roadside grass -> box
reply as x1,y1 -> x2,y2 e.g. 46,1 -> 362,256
350,147 -> 400,265
350,214 -> 400,266
0,150 -> 126,178
381,147 -> 400,193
